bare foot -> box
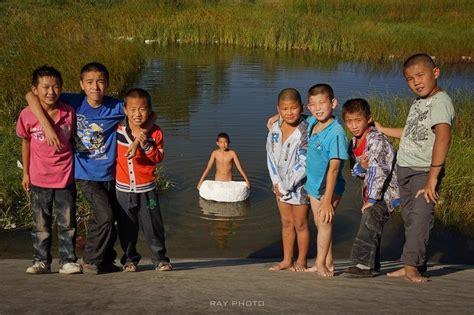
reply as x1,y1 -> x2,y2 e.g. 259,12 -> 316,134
305,265 -> 318,272
387,267 -> 405,277
269,261 -> 292,271
290,261 -> 307,272
327,264 -> 335,273
316,262 -> 333,277
405,265 -> 430,283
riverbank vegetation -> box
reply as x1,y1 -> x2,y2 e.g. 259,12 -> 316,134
0,0 -> 472,232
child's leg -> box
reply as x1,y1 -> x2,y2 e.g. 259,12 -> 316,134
308,195 -> 341,277
116,191 -> 141,267
270,199 -> 296,271
54,184 -> 77,265
291,204 -> 310,271
401,169 -> 435,283
30,185 -> 54,264
349,202 -> 390,271
77,180 -> 117,267
138,190 -> 169,267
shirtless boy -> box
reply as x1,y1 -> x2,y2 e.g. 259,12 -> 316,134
197,133 -> 250,189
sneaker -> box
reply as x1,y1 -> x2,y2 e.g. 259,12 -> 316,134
26,261 -> 51,274
343,266 -> 374,278
59,262 -> 82,274
82,263 -> 99,275
99,263 -> 121,274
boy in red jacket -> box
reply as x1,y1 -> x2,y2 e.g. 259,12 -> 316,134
115,88 -> 171,272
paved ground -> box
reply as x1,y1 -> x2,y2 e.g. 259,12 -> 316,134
0,259 -> 473,314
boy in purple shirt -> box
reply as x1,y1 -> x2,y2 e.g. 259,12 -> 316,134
16,65 -> 81,274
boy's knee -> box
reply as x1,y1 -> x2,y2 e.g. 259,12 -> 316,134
281,219 -> 294,229
293,221 -> 308,232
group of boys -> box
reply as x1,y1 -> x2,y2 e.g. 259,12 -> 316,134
17,52 -> 454,283
17,63 -> 171,275
266,53 -> 453,283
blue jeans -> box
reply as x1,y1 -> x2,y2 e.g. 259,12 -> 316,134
30,184 -> 77,265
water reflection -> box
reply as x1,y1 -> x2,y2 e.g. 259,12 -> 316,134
199,198 -> 250,250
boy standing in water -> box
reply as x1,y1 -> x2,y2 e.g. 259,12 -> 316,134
342,98 -> 400,278
197,132 -> 250,190
304,84 -> 349,277
26,62 -> 150,274
376,53 -> 454,283
115,88 -> 171,272
17,65 -> 81,274
267,88 -> 310,272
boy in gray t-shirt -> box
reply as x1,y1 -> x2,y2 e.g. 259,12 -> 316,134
376,53 -> 454,283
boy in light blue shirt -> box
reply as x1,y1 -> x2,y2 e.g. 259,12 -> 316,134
304,84 -> 348,277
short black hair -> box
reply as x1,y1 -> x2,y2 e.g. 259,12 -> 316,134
80,62 -> 109,82
217,132 -> 230,143
403,53 -> 436,70
31,65 -> 63,87
278,88 -> 302,105
308,83 -> 334,100
342,98 -> 371,120
124,88 -> 152,110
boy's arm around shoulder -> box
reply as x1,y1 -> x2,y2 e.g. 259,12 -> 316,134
365,132 -> 397,204
25,91 -> 62,150
374,121 -> 403,139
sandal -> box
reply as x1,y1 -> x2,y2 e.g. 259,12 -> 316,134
123,263 -> 137,272
156,262 -> 172,271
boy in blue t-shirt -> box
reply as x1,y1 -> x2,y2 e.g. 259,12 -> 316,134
304,84 -> 349,277
26,62 -> 148,274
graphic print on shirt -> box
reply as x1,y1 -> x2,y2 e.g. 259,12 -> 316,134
75,114 -> 107,159
403,101 -> 430,149
31,126 -> 45,142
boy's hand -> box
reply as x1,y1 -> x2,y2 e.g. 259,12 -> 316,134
374,121 -> 384,134
43,125 -> 62,151
359,154 -> 369,170
126,140 -> 139,159
245,180 -> 251,190
22,174 -> 30,192
273,184 -> 282,197
137,132 -> 148,149
416,177 -> 439,204
197,182 -> 202,191
318,200 -> 334,223
266,114 -> 279,130
361,202 -> 374,214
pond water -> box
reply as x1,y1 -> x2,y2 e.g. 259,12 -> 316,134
131,46 -> 473,262
2,46 -> 473,263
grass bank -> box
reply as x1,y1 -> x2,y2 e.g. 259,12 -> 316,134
0,1 -> 472,232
